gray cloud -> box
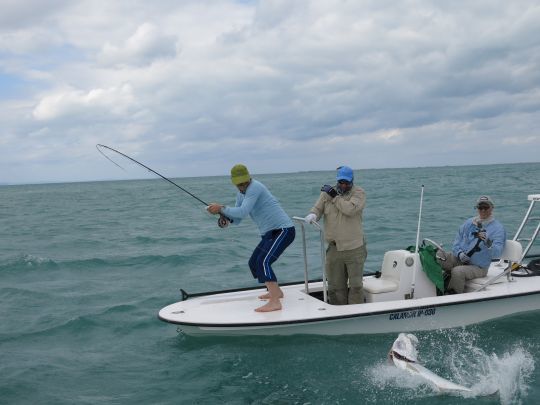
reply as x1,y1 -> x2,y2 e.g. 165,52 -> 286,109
0,0 -> 70,30
98,23 -> 179,67
1,0 -> 539,184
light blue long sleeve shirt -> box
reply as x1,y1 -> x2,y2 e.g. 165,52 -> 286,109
452,217 -> 506,269
222,179 -> 293,235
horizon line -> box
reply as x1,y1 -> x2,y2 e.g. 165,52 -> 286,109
2,160 -> 539,187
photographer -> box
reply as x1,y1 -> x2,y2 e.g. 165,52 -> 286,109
304,166 -> 366,305
437,196 -> 506,294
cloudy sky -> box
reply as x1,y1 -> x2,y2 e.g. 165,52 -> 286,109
1,0 -> 539,184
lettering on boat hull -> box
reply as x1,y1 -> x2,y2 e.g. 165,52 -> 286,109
389,307 -> 436,321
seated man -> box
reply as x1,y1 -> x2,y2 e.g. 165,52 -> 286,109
436,196 -> 506,294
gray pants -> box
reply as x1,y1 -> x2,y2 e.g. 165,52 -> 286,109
436,250 -> 487,293
326,243 -> 367,305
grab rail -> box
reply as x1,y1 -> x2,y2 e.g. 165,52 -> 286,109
513,194 -> 540,261
292,216 -> 328,303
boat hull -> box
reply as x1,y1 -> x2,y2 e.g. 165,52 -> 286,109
158,280 -> 540,336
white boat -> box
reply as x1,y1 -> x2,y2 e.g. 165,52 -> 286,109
158,194 -> 540,336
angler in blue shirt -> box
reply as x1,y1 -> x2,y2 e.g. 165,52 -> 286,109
437,195 -> 506,293
207,164 -> 295,312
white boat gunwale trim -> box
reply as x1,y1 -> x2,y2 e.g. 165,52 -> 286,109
176,278 -> 326,301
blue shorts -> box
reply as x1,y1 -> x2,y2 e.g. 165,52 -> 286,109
248,227 -> 296,283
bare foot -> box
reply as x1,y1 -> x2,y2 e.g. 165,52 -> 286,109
254,300 -> 282,312
258,291 -> 284,300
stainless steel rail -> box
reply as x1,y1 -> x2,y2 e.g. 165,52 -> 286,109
513,194 -> 540,261
292,216 -> 328,303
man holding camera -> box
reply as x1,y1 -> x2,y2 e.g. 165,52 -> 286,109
304,166 -> 367,305
437,195 -> 506,294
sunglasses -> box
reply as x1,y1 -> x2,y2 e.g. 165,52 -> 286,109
476,205 -> 491,211
338,180 -> 351,185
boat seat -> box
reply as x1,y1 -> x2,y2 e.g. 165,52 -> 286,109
466,240 -> 523,288
364,250 -> 402,294
364,249 -> 436,302
363,278 -> 399,293
467,266 -> 507,286
496,239 -> 523,264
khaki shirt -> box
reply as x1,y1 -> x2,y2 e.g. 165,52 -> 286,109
310,186 -> 366,251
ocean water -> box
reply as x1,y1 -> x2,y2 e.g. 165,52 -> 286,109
1,162 -> 540,404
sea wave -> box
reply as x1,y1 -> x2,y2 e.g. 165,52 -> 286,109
0,254 -> 59,272
0,299 -> 158,343
0,253 -> 192,272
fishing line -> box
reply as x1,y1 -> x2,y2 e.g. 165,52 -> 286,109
96,144 -> 233,226
96,144 -> 209,206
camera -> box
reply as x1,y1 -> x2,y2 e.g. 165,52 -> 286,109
471,223 -> 483,238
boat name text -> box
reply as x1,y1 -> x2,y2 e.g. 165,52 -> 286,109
389,307 -> 436,320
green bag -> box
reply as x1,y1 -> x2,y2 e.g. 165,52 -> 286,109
406,245 -> 445,293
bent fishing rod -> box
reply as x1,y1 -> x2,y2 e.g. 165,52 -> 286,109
96,144 -> 232,224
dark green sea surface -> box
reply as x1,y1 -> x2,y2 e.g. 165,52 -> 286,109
1,163 -> 539,404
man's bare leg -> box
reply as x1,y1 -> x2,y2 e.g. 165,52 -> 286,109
255,282 -> 282,312
258,285 -> 284,300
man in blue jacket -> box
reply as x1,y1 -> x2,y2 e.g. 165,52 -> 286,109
207,164 -> 295,312
437,196 -> 506,294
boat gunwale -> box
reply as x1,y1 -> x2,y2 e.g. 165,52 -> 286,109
158,287 -> 540,327
179,278 -> 326,300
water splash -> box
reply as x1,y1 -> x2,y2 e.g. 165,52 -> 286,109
367,330 -> 535,404
466,344 -> 535,404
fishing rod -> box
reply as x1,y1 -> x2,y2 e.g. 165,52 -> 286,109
96,144 -> 232,225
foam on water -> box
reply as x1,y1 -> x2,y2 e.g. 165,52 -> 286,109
368,330 -> 535,404
485,345 -> 535,404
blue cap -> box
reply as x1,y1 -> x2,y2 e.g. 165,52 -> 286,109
336,166 -> 354,182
